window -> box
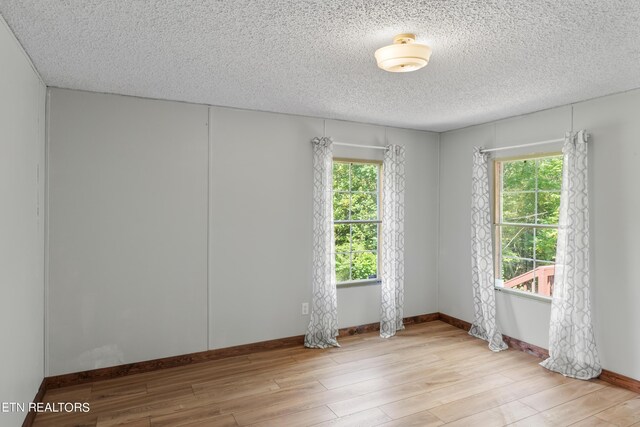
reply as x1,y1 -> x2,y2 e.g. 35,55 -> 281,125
333,160 -> 381,285
494,154 -> 563,297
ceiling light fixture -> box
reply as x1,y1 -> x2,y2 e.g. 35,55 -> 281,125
374,33 -> 432,73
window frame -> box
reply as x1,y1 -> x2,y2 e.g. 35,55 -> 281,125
333,157 -> 383,288
493,152 -> 562,301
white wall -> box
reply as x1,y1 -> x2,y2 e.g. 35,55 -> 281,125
209,109 -> 440,348
573,91 -> 640,381
208,107 -> 320,348
47,89 -> 209,375
438,91 -> 640,380
47,91 -> 440,370
0,16 -> 46,427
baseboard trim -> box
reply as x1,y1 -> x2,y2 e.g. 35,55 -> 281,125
44,312 -> 440,391
438,312 -> 471,331
44,335 -> 306,390
438,312 -> 640,394
501,334 -> 549,359
338,312 -> 440,336
599,370 -> 640,394
22,379 -> 46,427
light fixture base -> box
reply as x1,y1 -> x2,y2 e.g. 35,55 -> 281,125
393,33 -> 416,44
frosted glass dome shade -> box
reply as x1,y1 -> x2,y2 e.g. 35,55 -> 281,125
375,34 -> 432,73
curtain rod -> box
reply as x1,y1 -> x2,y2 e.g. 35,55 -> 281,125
480,132 -> 590,154
333,141 -> 388,151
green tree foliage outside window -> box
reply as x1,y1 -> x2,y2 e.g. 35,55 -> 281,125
333,161 -> 380,283
497,155 -> 563,295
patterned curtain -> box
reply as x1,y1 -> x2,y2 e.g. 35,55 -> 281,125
540,131 -> 601,379
380,145 -> 406,338
470,147 -> 507,351
304,137 -> 340,348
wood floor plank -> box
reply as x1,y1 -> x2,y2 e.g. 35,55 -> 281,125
184,355 -> 336,392
443,400 -> 537,427
87,385 -> 195,413
42,383 -> 93,403
520,380 -> 607,412
500,361 -> 550,381
513,387 -> 638,426
97,416 -> 151,426
210,380 -> 328,419
569,416 -> 618,426
243,406 -> 336,427
191,378 -> 280,400
453,350 -> 537,378
594,396 -> 640,426
311,408 -> 391,427
90,391 -> 229,426
318,353 -> 441,389
149,408 -> 237,427
36,385 -> 198,426
328,380 -> 449,418
428,369 -> 570,422
143,356 -> 298,391
34,321 -> 640,427
230,382 -> 372,425
275,345 -> 440,389
33,414 -> 97,426
377,373 -> 514,419
121,419 -> 151,427
91,383 -> 148,400
376,410 -> 444,427
176,415 -> 238,427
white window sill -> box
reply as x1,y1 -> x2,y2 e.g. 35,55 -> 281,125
494,286 -> 552,303
337,279 -> 381,288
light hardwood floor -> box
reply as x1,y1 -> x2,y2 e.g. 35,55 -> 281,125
35,321 -> 640,426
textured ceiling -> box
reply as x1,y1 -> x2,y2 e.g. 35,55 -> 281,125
2,1 -> 640,131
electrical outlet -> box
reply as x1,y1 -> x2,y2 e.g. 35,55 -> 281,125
301,302 -> 309,315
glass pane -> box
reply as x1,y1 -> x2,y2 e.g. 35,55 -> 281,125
502,159 -> 536,191
537,157 -> 563,191
333,192 -> 349,220
334,224 -> 350,253
500,225 -> 534,260
351,251 -> 377,280
333,162 -> 350,191
501,257 -> 535,293
537,191 -> 561,224
502,192 -> 536,223
335,253 -> 351,282
350,193 -> 378,220
351,223 -> 377,251
351,163 -> 378,192
535,228 -> 558,262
